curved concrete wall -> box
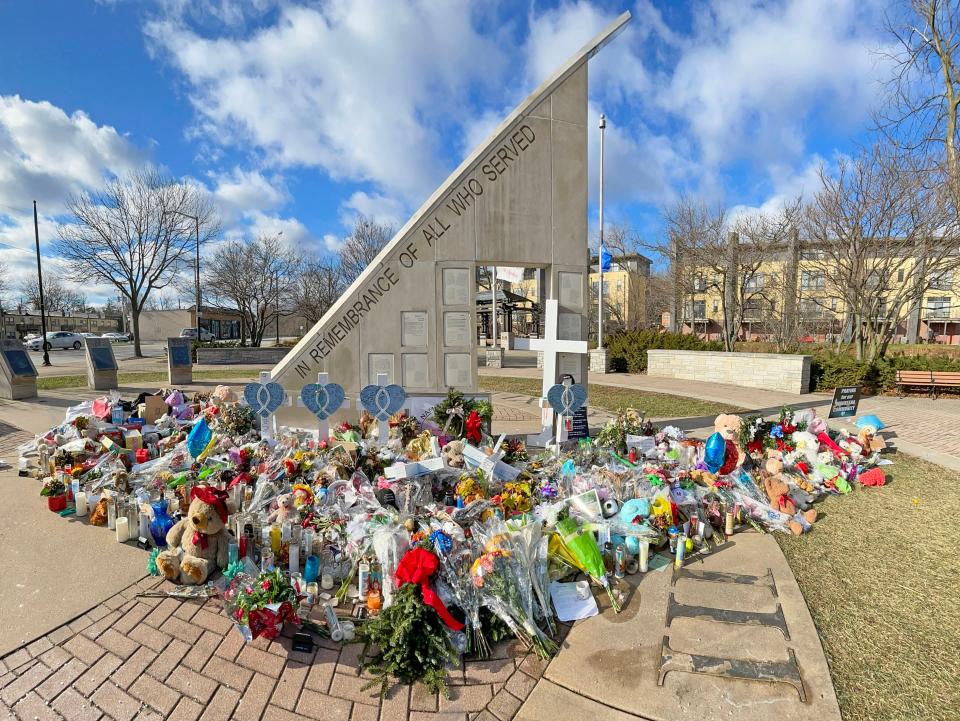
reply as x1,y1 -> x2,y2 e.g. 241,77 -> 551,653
647,349 -> 811,394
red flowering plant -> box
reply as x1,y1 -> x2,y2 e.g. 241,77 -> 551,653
222,567 -> 300,642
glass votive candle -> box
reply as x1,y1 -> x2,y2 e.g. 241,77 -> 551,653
366,590 -> 382,613
304,555 -> 320,583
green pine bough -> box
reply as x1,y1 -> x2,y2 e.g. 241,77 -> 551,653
357,583 -> 457,698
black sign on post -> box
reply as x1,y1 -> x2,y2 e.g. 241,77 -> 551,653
828,386 -> 860,418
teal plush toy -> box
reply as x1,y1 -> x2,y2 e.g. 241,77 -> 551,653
617,498 -> 651,554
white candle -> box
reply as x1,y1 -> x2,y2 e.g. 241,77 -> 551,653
320,573 -> 335,590
116,516 -> 129,543
139,512 -> 150,540
639,541 -> 649,573
75,492 -> 88,516
288,544 -> 299,574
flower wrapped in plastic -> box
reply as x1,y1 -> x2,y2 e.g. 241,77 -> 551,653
430,528 -> 489,657
470,522 -> 557,659
223,567 -> 300,642
552,512 -> 621,613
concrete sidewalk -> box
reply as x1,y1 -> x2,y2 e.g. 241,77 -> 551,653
481,367 -> 960,471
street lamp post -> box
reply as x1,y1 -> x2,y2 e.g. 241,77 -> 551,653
33,202 -> 51,366
166,211 -> 202,342
598,113 -> 606,348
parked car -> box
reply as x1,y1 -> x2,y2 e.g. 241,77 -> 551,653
22,333 -> 39,343
80,332 -> 100,339
102,332 -> 131,343
25,331 -> 85,351
180,327 -> 215,342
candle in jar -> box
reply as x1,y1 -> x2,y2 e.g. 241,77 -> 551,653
116,516 -> 129,543
725,511 -> 734,537
674,534 -> 686,568
288,543 -> 299,574
75,491 -> 88,516
639,541 -> 649,573
107,498 -> 116,529
320,573 -> 335,591
366,591 -> 382,612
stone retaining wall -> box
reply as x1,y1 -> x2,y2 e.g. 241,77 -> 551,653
647,349 -> 811,394
196,347 -> 289,365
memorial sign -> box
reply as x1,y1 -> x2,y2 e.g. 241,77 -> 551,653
84,337 -> 118,391
167,337 -> 193,385
828,386 -> 860,419
269,12 -> 632,429
0,339 -> 38,400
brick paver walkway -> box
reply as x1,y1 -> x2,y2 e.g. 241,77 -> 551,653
0,576 -> 556,721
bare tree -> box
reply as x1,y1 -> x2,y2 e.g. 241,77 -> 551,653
592,222 -> 649,332
18,274 -> 86,314
203,235 -> 301,347
293,257 -> 345,325
55,168 -> 220,357
337,215 -> 394,283
878,0 -> 960,176
801,144 -> 960,361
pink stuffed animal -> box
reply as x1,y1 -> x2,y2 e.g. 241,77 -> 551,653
266,493 -> 296,523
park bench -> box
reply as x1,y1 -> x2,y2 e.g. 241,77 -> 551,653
896,370 -> 960,398
896,370 -> 933,397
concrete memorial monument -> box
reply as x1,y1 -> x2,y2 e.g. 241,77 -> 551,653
271,12 -> 632,437
167,337 -> 193,385
0,338 -> 38,400
84,337 -> 118,391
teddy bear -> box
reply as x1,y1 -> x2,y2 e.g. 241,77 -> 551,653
442,439 -> 466,468
266,493 -> 296,523
616,498 -> 651,554
713,414 -> 744,474
156,485 -> 231,585
858,427 -> 886,454
762,473 -> 817,534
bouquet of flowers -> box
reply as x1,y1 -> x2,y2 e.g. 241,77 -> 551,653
223,567 -> 300,642
470,524 -> 557,659
553,512 -> 621,613
594,408 -> 652,455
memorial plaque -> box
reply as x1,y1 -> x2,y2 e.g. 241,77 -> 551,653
443,311 -> 471,346
167,337 -> 193,385
368,353 -> 395,384
402,353 -> 429,388
84,338 -> 118,390
442,268 -> 470,305
444,352 -> 472,388
558,353 -> 581,380
558,312 -> 581,341
401,311 -> 429,347
0,339 -> 37,400
558,271 -> 583,308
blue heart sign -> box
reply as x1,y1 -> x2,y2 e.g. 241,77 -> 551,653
243,380 -> 286,418
300,382 -> 346,420
547,382 -> 587,417
359,383 -> 406,421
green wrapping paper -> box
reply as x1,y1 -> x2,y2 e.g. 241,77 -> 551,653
555,515 -> 621,613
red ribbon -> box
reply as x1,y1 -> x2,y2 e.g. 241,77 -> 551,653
190,485 -> 230,523
817,432 -> 846,458
395,547 -> 464,631
191,530 -> 209,550
465,411 -> 482,444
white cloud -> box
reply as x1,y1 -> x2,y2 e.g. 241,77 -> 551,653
145,0 -> 504,206
209,167 -> 287,224
339,191 -> 405,230
323,233 -> 344,253
661,0 -> 892,170
0,95 -> 145,214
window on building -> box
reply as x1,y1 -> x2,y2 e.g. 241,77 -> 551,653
800,298 -> 823,317
831,298 -> 838,310
931,270 -> 954,290
692,274 -> 706,292
616,280 -> 623,291
692,300 -> 706,319
927,296 -> 951,319
801,249 -> 826,260
712,299 -> 719,313
800,271 -> 824,290
897,268 -> 905,283
744,273 -> 764,292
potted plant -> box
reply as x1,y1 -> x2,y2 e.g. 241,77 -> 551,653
40,477 -> 67,512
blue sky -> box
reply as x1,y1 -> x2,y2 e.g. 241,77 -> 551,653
0,0 -> 895,304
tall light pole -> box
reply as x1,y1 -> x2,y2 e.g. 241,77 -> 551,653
33,202 -> 51,366
597,113 -> 606,348
166,211 -> 201,342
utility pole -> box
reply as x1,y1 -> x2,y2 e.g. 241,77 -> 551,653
33,201 -> 50,366
194,214 -> 201,342
598,113 -> 606,347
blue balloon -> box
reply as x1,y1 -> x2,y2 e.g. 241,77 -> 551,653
187,417 -> 212,459
704,431 -> 726,473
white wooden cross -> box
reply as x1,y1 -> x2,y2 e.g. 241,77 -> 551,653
384,435 -> 443,479
515,299 -> 588,446
461,433 -> 520,480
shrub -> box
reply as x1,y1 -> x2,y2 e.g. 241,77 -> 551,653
605,329 -> 722,373
810,352 -> 960,393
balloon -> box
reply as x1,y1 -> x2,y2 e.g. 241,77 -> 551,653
704,432 -> 726,473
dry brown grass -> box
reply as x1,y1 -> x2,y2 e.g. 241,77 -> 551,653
777,453 -> 960,721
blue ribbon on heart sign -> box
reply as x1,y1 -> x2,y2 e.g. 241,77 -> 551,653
300,382 -> 345,420
546,383 -> 587,416
359,383 -> 406,421
243,380 -> 286,418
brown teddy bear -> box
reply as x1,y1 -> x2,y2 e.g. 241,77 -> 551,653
442,439 -> 466,468
156,485 -> 231,585
761,472 -> 817,535
713,413 -> 744,474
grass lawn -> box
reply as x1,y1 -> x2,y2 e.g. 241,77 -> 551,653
478,375 -> 746,417
777,452 -> 960,721
36,368 -> 262,391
